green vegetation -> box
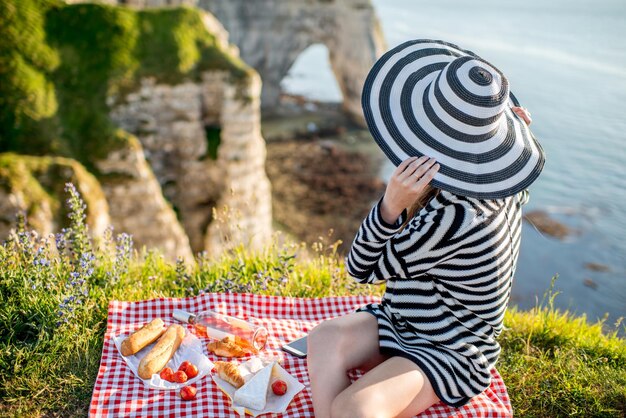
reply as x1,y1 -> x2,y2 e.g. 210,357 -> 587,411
0,186 -> 624,417
203,125 -> 222,160
0,0 -> 62,156
499,282 -> 626,416
0,0 -> 252,170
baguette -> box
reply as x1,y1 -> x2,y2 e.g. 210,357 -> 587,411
138,324 -> 185,379
121,318 -> 166,356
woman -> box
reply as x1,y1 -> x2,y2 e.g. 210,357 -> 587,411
307,39 -> 544,417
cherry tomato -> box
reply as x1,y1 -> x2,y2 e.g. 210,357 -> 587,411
178,360 -> 193,373
180,385 -> 197,401
271,379 -> 287,396
173,370 -> 188,383
185,364 -> 199,379
159,367 -> 174,382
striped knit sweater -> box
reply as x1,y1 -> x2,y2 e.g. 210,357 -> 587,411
345,189 -> 528,406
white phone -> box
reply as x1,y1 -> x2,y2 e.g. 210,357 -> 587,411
281,335 -> 308,358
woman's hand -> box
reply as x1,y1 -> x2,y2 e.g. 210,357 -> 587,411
380,156 -> 439,224
512,106 -> 532,125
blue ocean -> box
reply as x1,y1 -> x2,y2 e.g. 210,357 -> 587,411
281,0 -> 626,330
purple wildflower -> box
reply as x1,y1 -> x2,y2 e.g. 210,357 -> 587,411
112,233 -> 133,283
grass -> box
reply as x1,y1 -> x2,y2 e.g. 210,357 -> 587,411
499,283 -> 626,416
0,185 -> 624,417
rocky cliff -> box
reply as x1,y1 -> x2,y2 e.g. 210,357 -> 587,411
92,0 -> 386,125
109,72 -> 272,257
198,0 -> 387,125
0,1 -> 272,260
94,133 -> 194,260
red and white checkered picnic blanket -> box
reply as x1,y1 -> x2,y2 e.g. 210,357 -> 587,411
90,293 -> 512,417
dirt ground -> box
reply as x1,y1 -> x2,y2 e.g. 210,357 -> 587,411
262,96 -> 388,256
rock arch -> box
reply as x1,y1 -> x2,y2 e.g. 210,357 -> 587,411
198,0 -> 387,125
282,43 -> 344,102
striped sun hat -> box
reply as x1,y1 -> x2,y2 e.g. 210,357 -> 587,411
362,39 -> 545,199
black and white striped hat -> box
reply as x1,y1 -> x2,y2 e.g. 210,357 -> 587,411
362,39 -> 545,199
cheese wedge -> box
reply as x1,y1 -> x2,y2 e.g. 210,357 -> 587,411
233,362 -> 274,410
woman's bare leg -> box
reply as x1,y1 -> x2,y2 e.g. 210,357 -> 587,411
307,312 -> 389,418
331,356 -> 441,418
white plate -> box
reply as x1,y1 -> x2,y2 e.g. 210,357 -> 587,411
114,327 -> 214,390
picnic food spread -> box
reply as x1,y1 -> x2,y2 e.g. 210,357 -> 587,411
114,309 -> 306,416
95,293 -> 512,417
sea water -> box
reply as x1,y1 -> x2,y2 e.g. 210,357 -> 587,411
281,0 -> 626,330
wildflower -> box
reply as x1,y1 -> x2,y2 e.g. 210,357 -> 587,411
64,183 -> 92,257
175,258 -> 192,294
55,184 -> 97,327
218,276 -> 253,294
112,233 -> 133,283
17,230 -> 35,261
57,249 -> 94,326
28,239 -> 53,291
55,229 -> 68,254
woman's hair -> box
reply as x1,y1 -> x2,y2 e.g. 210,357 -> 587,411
399,185 -> 440,232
